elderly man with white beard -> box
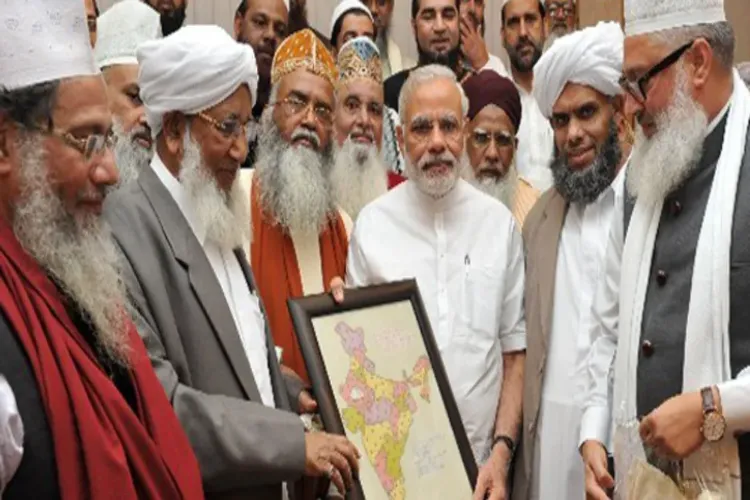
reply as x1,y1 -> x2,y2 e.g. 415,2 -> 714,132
104,25 -> 360,499
0,0 -> 204,498
95,0 -> 161,185
339,64 -> 526,500
460,70 -> 540,228
330,36 -> 405,219
509,21 -> 631,500
581,1 -> 750,498
243,28 -> 355,386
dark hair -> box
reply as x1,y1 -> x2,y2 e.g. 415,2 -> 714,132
236,0 -> 247,17
331,8 -> 373,46
93,0 -> 100,17
501,0 -> 545,25
411,0 -> 460,20
0,81 -> 59,131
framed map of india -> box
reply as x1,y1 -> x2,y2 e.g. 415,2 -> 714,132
287,280 -> 477,500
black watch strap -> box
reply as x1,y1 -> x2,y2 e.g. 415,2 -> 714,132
492,434 -> 516,455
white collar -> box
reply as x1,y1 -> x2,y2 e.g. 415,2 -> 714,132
706,95 -> 732,137
404,178 -> 468,215
150,153 -> 208,246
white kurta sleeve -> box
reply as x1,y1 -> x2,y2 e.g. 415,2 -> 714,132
345,214 -> 370,288
498,223 -> 526,353
717,369 -> 750,433
579,197 -> 624,449
0,375 -> 23,495
481,54 -> 510,78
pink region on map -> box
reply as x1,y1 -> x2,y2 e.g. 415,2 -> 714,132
375,449 -> 395,492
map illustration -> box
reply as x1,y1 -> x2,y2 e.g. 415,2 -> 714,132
336,321 -> 432,500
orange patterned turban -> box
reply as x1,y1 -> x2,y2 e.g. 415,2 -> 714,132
271,28 -> 338,87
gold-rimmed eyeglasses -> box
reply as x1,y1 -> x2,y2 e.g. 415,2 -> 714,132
194,112 -> 255,142
273,94 -> 334,127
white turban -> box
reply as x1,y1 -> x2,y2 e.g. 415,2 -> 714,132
137,25 -> 258,138
533,21 -> 624,120
95,0 -> 162,69
0,0 -> 98,91
625,0 -> 725,37
330,0 -> 373,41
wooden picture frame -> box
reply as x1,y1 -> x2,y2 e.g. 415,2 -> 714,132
287,279 -> 478,500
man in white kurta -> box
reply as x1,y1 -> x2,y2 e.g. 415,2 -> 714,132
345,64 -> 526,500
511,22 -> 631,500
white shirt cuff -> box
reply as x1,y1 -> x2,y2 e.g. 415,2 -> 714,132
579,406 -> 610,450
500,331 -> 526,353
717,378 -> 750,434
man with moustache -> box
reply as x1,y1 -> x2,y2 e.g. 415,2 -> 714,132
543,0 -> 576,48
329,0 -> 376,55
95,0 -> 161,185
105,26 -> 360,499
362,0 -> 414,79
0,1 -> 203,498
459,0 -> 509,77
461,70 -> 539,227
509,22 -> 630,500
581,0 -> 750,498
331,37 -> 405,219
235,0 -> 289,169
501,0 -> 555,192
344,64 -> 526,500
247,29 -> 351,385
143,0 -> 187,36
383,0 -> 463,112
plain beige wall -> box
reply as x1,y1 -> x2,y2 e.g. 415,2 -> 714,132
97,0 -> 748,63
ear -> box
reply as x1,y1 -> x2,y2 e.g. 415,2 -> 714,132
162,111 -> 188,157
233,12 -> 243,41
411,18 -> 417,40
688,38 -> 713,91
396,123 -> 405,157
0,114 -> 15,176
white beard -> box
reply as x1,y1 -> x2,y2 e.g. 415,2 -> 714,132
12,135 -> 131,366
330,139 -> 388,219
113,118 -> 152,186
178,137 -> 250,252
627,67 -> 708,206
464,161 -> 519,209
255,110 -> 336,237
404,148 -> 468,198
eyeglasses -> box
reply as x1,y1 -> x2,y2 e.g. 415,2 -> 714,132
274,94 -> 334,127
619,41 -> 694,103
547,2 -> 574,16
195,112 -> 255,142
408,115 -> 463,144
31,124 -> 115,161
470,130 -> 515,150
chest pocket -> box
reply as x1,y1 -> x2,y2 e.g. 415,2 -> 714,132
458,265 -> 501,347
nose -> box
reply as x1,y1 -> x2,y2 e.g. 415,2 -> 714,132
434,14 -> 447,33
519,19 -> 529,38
485,139 -> 501,161
566,119 -> 585,148
427,126 -> 447,155
92,147 -> 119,188
228,131 -> 248,163
301,103 -> 317,130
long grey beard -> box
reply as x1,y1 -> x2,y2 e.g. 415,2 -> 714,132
330,139 -> 388,219
627,67 -> 708,206
113,119 -> 152,186
464,161 -> 519,209
255,110 -> 336,237
179,137 -> 250,252
550,118 -> 621,205
12,135 -> 131,366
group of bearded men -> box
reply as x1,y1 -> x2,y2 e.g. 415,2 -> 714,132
1,0 -> 750,499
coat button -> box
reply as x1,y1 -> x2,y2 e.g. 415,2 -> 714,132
670,200 -> 683,216
656,270 -> 668,287
642,340 -> 655,358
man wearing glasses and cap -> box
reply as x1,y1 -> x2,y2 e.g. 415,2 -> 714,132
105,25 -> 359,499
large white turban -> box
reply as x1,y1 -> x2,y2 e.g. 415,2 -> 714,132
533,21 -> 624,120
625,0 -> 726,37
330,0 -> 373,41
0,0 -> 98,91
95,0 -> 162,69
137,25 -> 258,138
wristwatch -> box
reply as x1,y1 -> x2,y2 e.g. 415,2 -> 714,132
700,386 -> 726,442
492,434 -> 516,457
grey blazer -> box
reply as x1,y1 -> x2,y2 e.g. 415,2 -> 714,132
104,165 -> 307,500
